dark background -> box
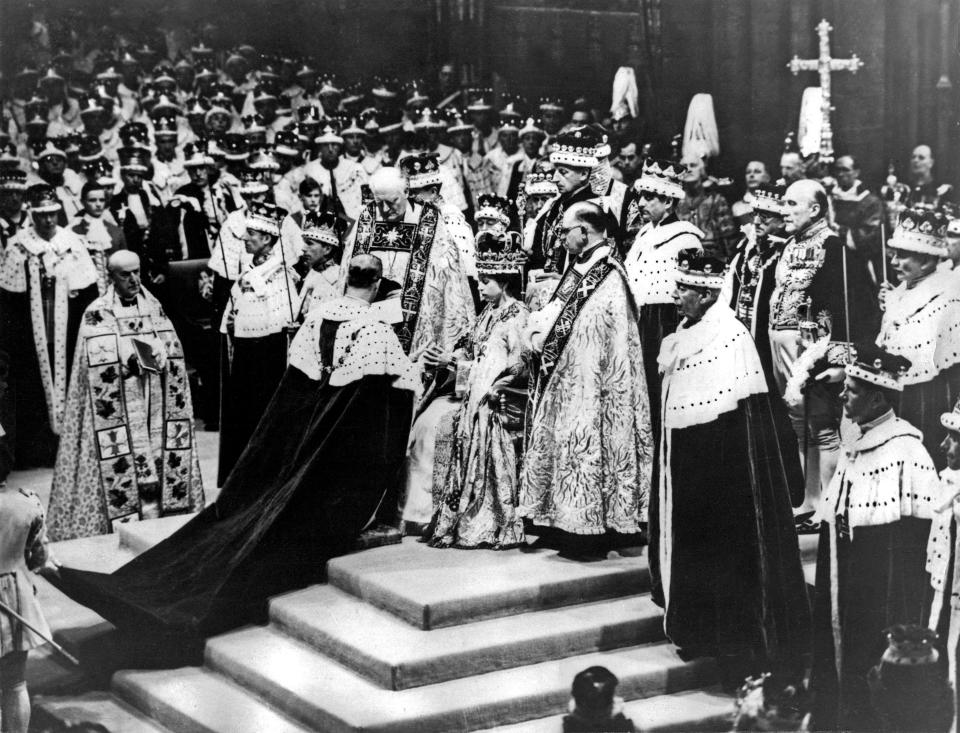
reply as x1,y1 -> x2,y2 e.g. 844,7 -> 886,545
2,0 -> 958,187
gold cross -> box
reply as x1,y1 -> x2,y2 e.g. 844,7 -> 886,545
787,19 -> 863,163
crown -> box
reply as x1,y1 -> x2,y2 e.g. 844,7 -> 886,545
152,116 -> 179,138
475,231 -> 527,277
302,210 -> 341,247
0,169 -> 27,192
247,149 -> 279,172
590,123 -> 612,158
522,171 -> 558,197
475,194 -> 513,228
245,200 -> 284,238
465,87 -> 493,111
635,157 -> 686,200
538,96 -> 565,111
238,168 -> 269,195
413,108 -> 446,131
27,183 -> 62,212
445,108 -> 473,133
398,152 -> 442,189
676,249 -> 725,289
183,140 -> 215,168
888,207 -> 948,258
315,124 -> 344,146
77,134 -> 104,161
550,125 -> 599,169
220,132 -> 249,159
749,185 -> 787,216
845,342 -> 911,392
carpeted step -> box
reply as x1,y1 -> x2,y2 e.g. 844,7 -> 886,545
113,666 -> 311,733
328,537 -> 648,629
270,585 -> 664,689
202,627 -> 715,733
33,691 -> 173,733
477,687 -> 734,732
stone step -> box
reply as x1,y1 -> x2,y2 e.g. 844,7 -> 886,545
328,537 -> 648,629
34,691 -> 173,733
203,626 -> 715,733
479,687 -> 733,733
270,584 -> 664,690
118,514 -> 196,554
113,666 -> 312,733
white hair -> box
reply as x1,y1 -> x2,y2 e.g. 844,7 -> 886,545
369,167 -> 407,196
107,249 -> 140,272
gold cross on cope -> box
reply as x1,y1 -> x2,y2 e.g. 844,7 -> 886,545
787,19 -> 864,163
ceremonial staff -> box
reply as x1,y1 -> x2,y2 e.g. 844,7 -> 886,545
0,599 -> 80,666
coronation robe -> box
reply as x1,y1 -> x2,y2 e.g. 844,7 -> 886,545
656,300 -> 809,682
55,296 -> 418,666
0,226 -> 98,467
218,250 -> 299,484
47,286 -> 205,541
427,298 -> 529,548
811,411 -> 940,730
876,269 -> 960,470
339,200 -> 474,356
520,244 -> 652,535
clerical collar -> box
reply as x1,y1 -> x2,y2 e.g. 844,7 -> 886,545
576,241 -> 605,264
859,408 -> 895,435
118,295 -> 138,307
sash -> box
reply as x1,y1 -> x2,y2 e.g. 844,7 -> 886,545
531,256 -> 616,409
81,296 -> 195,526
353,203 -> 440,352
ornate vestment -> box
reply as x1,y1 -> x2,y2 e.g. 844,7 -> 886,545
428,299 -> 529,548
340,200 -> 474,355
47,286 -> 204,541
520,246 -> 652,534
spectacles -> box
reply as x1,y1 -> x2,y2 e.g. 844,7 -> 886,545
558,225 -> 586,236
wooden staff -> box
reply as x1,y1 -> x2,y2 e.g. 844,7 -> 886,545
0,599 -> 80,666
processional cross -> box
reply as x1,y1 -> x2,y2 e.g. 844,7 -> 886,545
787,19 -> 864,163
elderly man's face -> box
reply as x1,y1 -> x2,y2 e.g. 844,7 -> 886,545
911,145 -> 934,178
783,182 -> 818,233
374,187 -> 407,222
672,283 -> 715,322
111,260 -> 141,300
744,161 -> 769,190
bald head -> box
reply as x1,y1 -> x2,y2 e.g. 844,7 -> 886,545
108,250 -> 141,300
369,167 -> 407,197
562,200 -> 608,255
911,144 -> 934,181
784,179 -> 828,234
